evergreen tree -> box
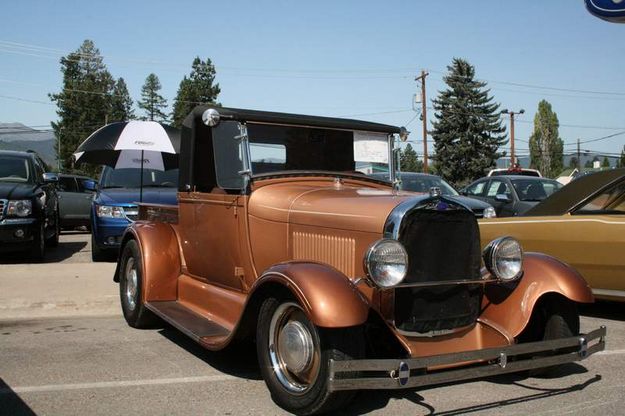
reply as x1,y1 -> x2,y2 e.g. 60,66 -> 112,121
569,157 -> 578,169
138,73 -> 168,122
399,143 -> 423,172
431,58 -> 506,187
529,100 -> 564,178
618,146 -> 625,168
171,57 -> 221,127
584,160 -> 593,168
602,156 -> 611,168
50,39 -> 114,174
109,77 -> 135,122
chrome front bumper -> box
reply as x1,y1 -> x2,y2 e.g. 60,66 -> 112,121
328,326 -> 606,391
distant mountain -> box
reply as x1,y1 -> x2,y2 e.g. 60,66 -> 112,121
0,122 -> 56,167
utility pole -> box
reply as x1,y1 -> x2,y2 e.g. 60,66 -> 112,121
501,108 -> 524,167
577,138 -> 581,170
415,70 -> 429,173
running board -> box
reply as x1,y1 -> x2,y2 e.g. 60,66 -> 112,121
146,301 -> 230,348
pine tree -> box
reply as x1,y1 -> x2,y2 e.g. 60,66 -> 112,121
171,57 -> 221,127
50,39 -> 114,174
138,73 -> 168,122
399,143 -> 423,172
109,77 -> 135,122
431,58 -> 506,187
618,146 -> 625,168
529,100 -> 564,178
569,157 -> 578,169
602,156 -> 611,168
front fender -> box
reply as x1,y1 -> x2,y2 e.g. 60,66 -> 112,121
115,222 -> 181,302
481,252 -> 594,337
251,261 -> 370,328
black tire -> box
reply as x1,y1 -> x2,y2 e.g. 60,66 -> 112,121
30,223 -> 45,262
46,212 -> 60,247
91,233 -> 110,262
118,240 -> 159,328
256,297 -> 363,415
527,297 -> 579,376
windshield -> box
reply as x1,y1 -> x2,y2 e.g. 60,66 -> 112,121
0,155 -> 31,183
575,180 -> 625,215
100,166 -> 179,189
211,121 -> 393,190
512,178 -> 562,202
399,175 -> 458,196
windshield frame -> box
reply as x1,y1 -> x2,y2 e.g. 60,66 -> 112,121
0,155 -> 33,184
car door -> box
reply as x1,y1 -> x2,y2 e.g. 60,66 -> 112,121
58,176 -> 93,225
484,179 -> 515,216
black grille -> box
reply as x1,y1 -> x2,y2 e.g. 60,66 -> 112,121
395,206 -> 482,334
0,200 -> 5,219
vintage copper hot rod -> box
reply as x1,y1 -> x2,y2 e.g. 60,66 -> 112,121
114,106 -> 605,415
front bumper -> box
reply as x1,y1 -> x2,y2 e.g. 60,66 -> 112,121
328,326 -> 606,391
92,217 -> 130,249
0,218 -> 37,252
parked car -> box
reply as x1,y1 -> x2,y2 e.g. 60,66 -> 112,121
480,168 -> 625,301
111,106 -> 606,415
371,172 -> 496,218
488,167 -> 542,177
461,175 -> 562,216
0,150 -> 60,260
87,166 -> 178,262
57,173 -> 95,230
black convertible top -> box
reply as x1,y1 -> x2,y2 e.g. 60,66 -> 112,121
525,168 -> 625,216
183,105 -> 401,134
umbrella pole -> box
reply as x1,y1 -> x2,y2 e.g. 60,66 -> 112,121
140,150 -> 144,203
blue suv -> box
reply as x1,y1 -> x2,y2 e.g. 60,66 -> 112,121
86,166 -> 178,261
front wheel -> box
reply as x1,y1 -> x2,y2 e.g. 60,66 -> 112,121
256,297 -> 363,415
119,240 -> 159,328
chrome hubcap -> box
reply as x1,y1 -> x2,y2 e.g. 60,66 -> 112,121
268,302 -> 319,393
124,258 -> 138,311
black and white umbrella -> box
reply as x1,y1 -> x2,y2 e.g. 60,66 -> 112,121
73,121 -> 180,201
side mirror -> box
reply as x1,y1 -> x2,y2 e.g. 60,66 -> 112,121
43,172 -> 59,183
83,180 -> 98,192
495,193 -> 511,203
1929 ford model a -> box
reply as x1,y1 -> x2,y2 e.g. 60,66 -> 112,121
114,106 -> 605,415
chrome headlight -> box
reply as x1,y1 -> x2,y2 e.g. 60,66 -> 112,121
7,200 -> 32,217
483,236 -> 523,281
483,206 -> 497,219
96,205 -> 126,219
364,239 -> 408,288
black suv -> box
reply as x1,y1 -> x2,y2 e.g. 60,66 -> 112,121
0,150 -> 60,260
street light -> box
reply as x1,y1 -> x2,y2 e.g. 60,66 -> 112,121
501,109 -> 524,167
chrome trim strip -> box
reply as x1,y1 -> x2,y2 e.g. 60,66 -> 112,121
328,326 -> 606,391
379,277 -> 497,291
592,288 -> 625,298
0,218 -> 36,225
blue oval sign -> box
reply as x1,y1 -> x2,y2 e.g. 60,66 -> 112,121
586,0 -> 625,23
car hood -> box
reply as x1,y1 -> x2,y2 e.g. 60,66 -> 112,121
525,168 -> 625,216
249,181 -> 427,233
96,187 -> 177,206
0,181 -> 38,200
447,195 -> 492,211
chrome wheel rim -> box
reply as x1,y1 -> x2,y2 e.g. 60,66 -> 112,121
268,302 -> 319,394
124,257 -> 138,311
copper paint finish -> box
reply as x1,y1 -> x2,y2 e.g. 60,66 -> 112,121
292,232 -> 356,277
253,262 -> 370,328
128,222 -> 181,302
481,252 -> 594,337
480,215 -> 625,300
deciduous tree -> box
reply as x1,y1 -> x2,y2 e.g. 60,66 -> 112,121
529,100 -> 564,178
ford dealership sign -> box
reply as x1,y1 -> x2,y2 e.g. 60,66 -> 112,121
586,0 -> 625,23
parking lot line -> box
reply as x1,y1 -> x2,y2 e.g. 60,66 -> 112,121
0,374 -> 241,394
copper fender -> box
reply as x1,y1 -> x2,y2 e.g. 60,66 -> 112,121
481,252 -> 594,337
252,261 -> 370,328
117,222 -> 181,302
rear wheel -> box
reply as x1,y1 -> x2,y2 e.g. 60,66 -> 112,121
119,240 -> 159,328
256,297 -> 363,415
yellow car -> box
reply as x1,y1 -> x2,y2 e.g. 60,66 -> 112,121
480,168 -> 625,301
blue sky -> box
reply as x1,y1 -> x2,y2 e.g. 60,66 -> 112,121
1,0 -> 624,158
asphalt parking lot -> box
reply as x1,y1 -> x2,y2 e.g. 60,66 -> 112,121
1,233 -> 624,415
